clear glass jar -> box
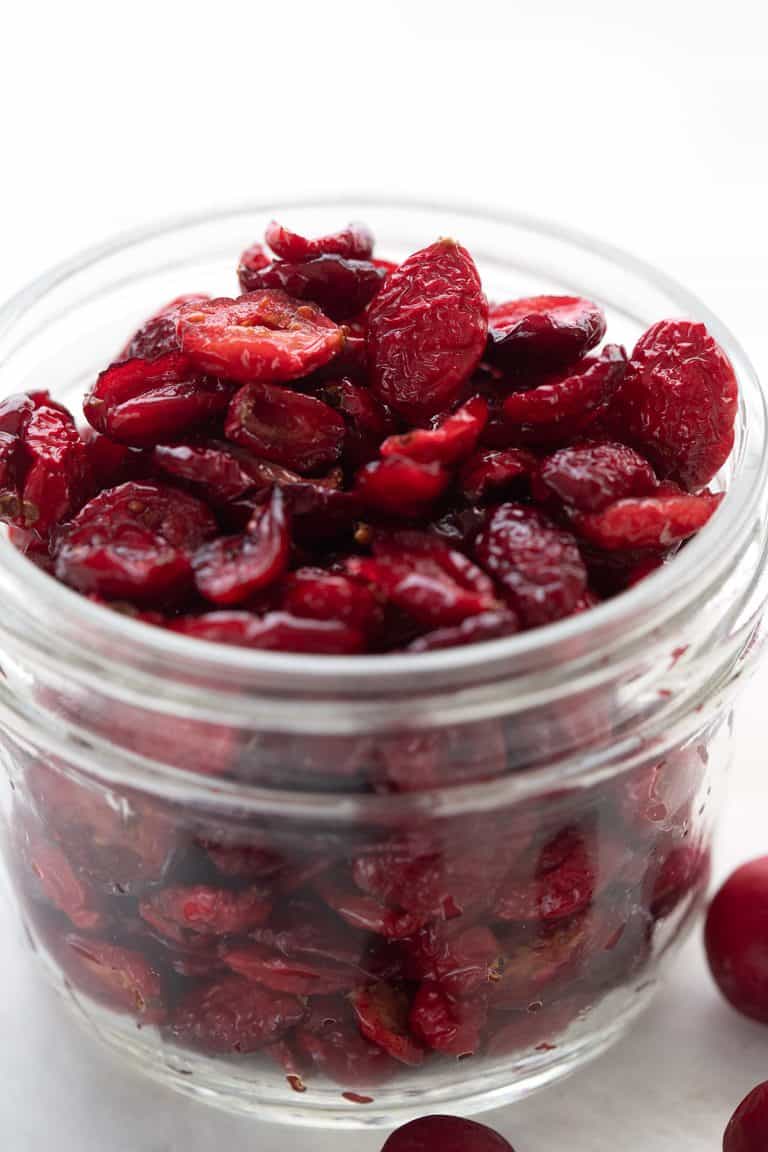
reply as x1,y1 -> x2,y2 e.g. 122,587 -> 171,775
0,201 -> 766,1130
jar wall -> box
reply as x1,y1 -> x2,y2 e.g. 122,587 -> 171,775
0,711 -> 727,1127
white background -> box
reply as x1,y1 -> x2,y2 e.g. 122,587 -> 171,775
1,1 -> 768,1147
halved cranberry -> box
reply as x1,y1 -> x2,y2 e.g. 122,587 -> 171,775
354,457 -> 450,519
225,380 -> 346,474
487,294 -> 606,372
84,352 -> 233,447
225,943 -> 359,995
502,345 -> 627,430
382,1116 -> 516,1152
380,396 -> 488,466
533,441 -> 658,512
350,983 -> 425,1066
61,935 -> 166,1022
314,377 -> 395,470
120,294 -> 210,361
239,255 -> 385,322
171,975 -> 304,1054
20,405 -> 90,532
410,981 -> 487,1056
153,441 -> 299,504
178,291 -> 344,383
281,567 -> 382,635
572,489 -> 722,550
459,448 -> 538,502
193,489 -> 289,606
265,220 -> 374,262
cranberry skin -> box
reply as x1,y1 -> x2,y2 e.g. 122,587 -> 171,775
225,380 -> 346,475
502,344 -> 628,429
573,490 -> 723,550
54,481 -> 217,604
265,220 -> 374,262
367,238 -> 489,422
178,291 -> 344,384
239,255 -> 385,323
605,319 -> 738,489
459,448 -> 538,502
354,457 -> 450,519
534,441 -> 658,513
475,502 -> 588,627
120,293 -> 210,361
724,1082 -> 768,1152
382,1117 -> 515,1152
380,396 -> 488,466
84,352 -> 234,447
487,294 -> 606,373
170,611 -> 366,654
192,489 -> 289,606
171,975 -> 305,1054
705,858 -> 768,1023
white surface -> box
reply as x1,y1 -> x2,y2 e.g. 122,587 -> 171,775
2,1 -> 768,1147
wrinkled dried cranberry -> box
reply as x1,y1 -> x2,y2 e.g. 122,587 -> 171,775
314,377 -> 395,470
367,239 -> 488,421
533,441 -> 658,512
170,611 -> 366,653
487,294 -> 606,373
62,935 -> 166,1021
54,482 -> 217,603
502,345 -> 627,430
265,220 -> 374,262
171,975 -> 304,1054
120,294 -> 210,361
475,502 -> 588,627
705,857 -> 768,1023
239,255 -> 385,323
495,827 -> 597,923
382,1116 -> 515,1152
315,871 -> 429,939
20,405 -> 90,532
724,1082 -> 768,1152
24,834 -> 103,931
354,457 -> 450,519
193,489 -> 289,605
604,319 -> 738,489
572,490 -> 722,550
236,243 -> 270,282
140,883 -> 271,942
225,380 -> 346,475
405,609 -> 519,652
459,448 -> 538,502
178,291 -> 344,384
347,531 -> 500,628
350,983 -> 425,1066
410,981 -> 487,1056
225,943 -> 359,995
380,396 -> 488,466
82,429 -> 149,491
296,1006 -> 397,1087
281,567 -> 382,635
402,923 -> 504,996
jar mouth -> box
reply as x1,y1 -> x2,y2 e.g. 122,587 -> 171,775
0,196 -> 765,706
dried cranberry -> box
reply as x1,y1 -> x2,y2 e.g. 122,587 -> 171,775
405,610 -> 519,652
54,481 -> 216,603
20,405 -> 90,532
382,1116 -> 515,1152
120,294 -> 210,361
315,377 -> 395,470
171,975 -> 304,1054
495,826 -> 597,923
83,430 -> 149,491
281,568 -> 382,635
572,490 -> 722,550
193,489 -> 289,606
84,353 -> 233,447
487,294 -> 606,372
475,502 -> 587,627
62,935 -> 166,1021
225,380 -> 346,475
380,396 -> 488,466
239,255 -> 385,323
225,943 -> 359,996
140,883 -> 271,942
236,243 -> 270,282
533,441 -> 658,512
459,448 -> 538,502
502,345 -> 627,430
170,611 -> 366,653
265,220 -> 374,262
315,872 -> 429,939
724,1082 -> 768,1152
402,923 -> 504,997
604,319 -> 738,489
24,835 -> 103,932
347,531 -> 500,628
705,857 -> 768,1023
178,291 -> 344,384
354,457 -> 450,519
350,983 -> 425,1066
367,239 -> 488,421
410,981 -> 487,1057
296,1007 -> 396,1087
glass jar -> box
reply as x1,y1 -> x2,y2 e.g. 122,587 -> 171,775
0,201 -> 766,1130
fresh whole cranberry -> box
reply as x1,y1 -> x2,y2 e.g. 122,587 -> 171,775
724,1082 -> 768,1152
705,857 -> 768,1022
381,1116 -> 516,1152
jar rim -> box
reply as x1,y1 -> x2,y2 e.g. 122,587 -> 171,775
0,196 -> 765,708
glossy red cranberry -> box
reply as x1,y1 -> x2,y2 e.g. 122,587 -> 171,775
120,294 -> 210,361
724,1082 -> 768,1152
192,489 -> 289,606
382,1116 -> 515,1152
171,975 -> 305,1054
225,380 -> 346,474
705,857 -> 768,1023
573,490 -> 722,550
265,220 -> 374,262
487,294 -> 605,373
380,396 -> 488,466
239,255 -> 385,323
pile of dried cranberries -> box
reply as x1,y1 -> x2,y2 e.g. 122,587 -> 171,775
1,220 -> 737,654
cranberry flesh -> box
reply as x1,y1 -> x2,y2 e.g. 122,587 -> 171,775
724,1082 -> 768,1152
382,1116 -> 515,1152
705,857 -> 768,1023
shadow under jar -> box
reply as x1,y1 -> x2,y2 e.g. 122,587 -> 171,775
0,201 -> 766,1129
